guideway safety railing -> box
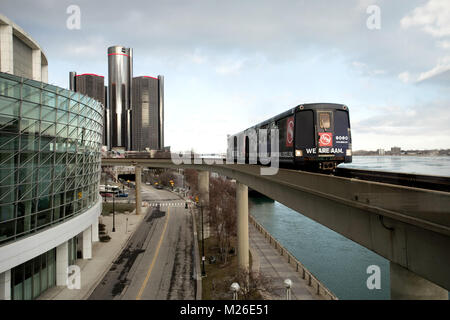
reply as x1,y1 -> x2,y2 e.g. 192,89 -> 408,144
249,214 -> 338,300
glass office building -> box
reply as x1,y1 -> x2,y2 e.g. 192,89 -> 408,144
0,71 -> 103,300
0,72 -> 103,245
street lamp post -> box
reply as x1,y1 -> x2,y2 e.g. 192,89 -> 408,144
112,190 -> 116,232
103,171 -> 107,203
200,201 -> 206,277
231,282 -> 240,300
284,279 -> 292,300
195,196 -> 206,277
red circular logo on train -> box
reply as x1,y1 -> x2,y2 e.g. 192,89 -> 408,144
319,132 -> 333,147
286,116 -> 294,147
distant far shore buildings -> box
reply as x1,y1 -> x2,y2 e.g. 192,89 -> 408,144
354,147 -> 450,156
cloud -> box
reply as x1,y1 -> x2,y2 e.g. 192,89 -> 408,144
61,36 -> 108,59
352,61 -> 386,77
437,40 -> 450,49
417,56 -> 450,82
0,0 -> 444,77
400,0 -> 450,37
186,52 -> 207,65
352,101 -> 450,138
399,55 -> 450,84
398,0 -> 450,85
398,72 -> 411,83
215,59 -> 244,75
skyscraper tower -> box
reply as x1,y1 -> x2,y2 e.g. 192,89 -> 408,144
69,72 -> 107,146
132,75 -> 164,151
108,46 -> 133,150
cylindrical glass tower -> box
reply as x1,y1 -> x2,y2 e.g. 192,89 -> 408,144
107,46 -> 132,150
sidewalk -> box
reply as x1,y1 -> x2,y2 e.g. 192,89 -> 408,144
249,223 -> 323,300
38,209 -> 146,300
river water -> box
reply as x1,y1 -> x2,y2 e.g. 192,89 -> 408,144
249,156 -> 450,300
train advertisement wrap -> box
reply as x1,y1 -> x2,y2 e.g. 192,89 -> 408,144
286,116 -> 294,147
226,103 -> 352,171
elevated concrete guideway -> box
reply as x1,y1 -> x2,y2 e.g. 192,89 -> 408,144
101,158 -> 450,297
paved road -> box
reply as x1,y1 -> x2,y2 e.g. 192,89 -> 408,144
89,186 -> 195,300
110,182 -> 181,203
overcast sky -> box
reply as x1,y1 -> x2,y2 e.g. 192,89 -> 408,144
2,0 -> 450,152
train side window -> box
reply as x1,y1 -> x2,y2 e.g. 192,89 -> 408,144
276,118 -> 287,152
295,110 -> 315,149
259,124 -> 268,151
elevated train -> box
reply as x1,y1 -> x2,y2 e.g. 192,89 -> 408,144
228,103 -> 352,170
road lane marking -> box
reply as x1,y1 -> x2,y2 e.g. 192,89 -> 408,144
147,201 -> 185,207
135,207 -> 171,300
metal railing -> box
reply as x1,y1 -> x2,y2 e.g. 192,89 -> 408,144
249,214 -> 338,300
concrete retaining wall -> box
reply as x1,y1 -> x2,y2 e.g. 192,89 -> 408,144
249,214 -> 338,300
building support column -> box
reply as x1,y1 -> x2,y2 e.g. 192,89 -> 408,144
92,218 -> 99,243
82,227 -> 92,259
31,49 -> 41,81
41,63 -> 48,83
236,182 -> 249,270
198,171 -> 210,239
0,270 -> 11,300
56,241 -> 69,286
135,165 -> 142,215
390,262 -> 448,300
0,24 -> 13,74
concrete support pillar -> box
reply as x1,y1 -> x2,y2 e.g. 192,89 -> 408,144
56,241 -> 69,286
236,182 -> 249,270
41,63 -> 48,83
390,262 -> 448,300
92,218 -> 99,243
31,49 -> 41,81
135,165 -> 142,215
0,24 -> 13,74
198,171 -> 209,206
198,171 -> 210,239
0,270 -> 11,300
82,227 -> 92,260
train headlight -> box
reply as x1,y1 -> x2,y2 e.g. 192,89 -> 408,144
346,149 -> 352,156
295,150 -> 303,157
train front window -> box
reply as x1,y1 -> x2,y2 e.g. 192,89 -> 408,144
335,109 -> 350,137
319,112 -> 331,129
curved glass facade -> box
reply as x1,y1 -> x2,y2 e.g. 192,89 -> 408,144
0,72 -> 103,245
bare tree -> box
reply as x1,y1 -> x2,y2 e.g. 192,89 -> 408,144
208,177 -> 237,264
228,267 -> 273,300
159,170 -> 176,187
184,169 -> 198,194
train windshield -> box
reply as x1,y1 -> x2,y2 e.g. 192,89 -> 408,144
334,110 -> 350,137
319,112 -> 331,129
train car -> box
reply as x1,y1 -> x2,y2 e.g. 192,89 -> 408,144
228,103 -> 352,170
124,150 -> 172,159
